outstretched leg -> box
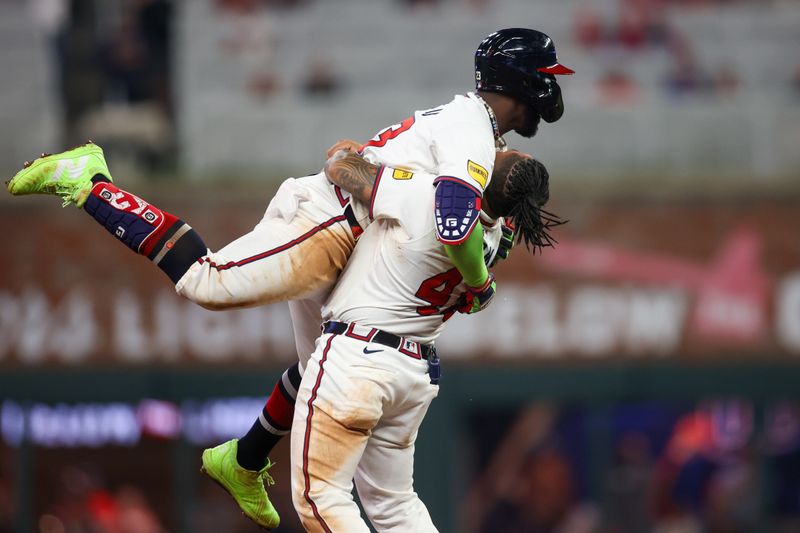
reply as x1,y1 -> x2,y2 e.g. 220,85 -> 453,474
7,144 -> 358,529
6,143 -> 208,283
6,143 -> 357,310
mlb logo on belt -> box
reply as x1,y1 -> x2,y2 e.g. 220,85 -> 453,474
399,339 -> 422,359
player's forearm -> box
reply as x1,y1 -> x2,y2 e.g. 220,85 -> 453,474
323,150 -> 379,205
444,223 -> 489,287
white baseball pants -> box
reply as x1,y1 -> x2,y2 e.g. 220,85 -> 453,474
175,174 -> 358,310
173,174 -> 366,363
291,328 -> 440,532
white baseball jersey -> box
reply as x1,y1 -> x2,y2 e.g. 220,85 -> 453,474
360,92 -> 498,196
291,165 -> 503,533
321,165 -> 503,344
176,93 -> 500,363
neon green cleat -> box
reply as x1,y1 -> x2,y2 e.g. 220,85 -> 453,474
201,439 -> 280,530
5,142 -> 111,208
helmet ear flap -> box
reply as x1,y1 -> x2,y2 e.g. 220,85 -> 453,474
533,77 -> 564,123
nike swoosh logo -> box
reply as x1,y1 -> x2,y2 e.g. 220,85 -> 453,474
363,347 -> 383,354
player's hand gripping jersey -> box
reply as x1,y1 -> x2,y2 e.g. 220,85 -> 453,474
360,92 -> 500,245
322,165 -> 503,345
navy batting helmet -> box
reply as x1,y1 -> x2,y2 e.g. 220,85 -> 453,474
475,28 -> 574,123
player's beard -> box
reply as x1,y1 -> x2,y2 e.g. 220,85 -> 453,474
515,105 -> 541,138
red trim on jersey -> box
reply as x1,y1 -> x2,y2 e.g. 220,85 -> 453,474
368,166 -> 386,222
302,334 -> 336,533
333,185 -> 348,208
197,215 -> 347,270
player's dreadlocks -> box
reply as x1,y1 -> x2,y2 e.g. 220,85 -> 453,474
485,153 -> 566,253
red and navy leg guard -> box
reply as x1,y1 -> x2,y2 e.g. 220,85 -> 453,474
433,177 -> 481,244
84,181 -> 177,256
83,180 -> 207,283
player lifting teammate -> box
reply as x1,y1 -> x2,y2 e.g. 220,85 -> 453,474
5,28 -> 572,529
293,148 -> 560,531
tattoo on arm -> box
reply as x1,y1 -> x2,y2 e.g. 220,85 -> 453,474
324,150 -> 379,204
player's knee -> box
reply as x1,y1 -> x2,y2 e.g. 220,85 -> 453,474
185,293 -> 236,311
291,492 -> 316,529
355,478 -> 405,528
356,476 -> 436,532
176,275 -> 252,311
177,290 -> 233,311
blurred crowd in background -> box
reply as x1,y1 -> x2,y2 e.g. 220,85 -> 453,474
37,0 -> 800,113
17,0 -> 800,178
470,400 -> 800,533
28,0 -> 174,171
2,398 -> 800,532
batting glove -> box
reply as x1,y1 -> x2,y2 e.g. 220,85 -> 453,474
458,273 -> 496,314
490,220 -> 515,267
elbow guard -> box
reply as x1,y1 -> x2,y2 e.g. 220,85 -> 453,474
434,177 -> 481,244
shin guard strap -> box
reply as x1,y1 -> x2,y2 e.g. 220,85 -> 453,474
156,227 -> 207,284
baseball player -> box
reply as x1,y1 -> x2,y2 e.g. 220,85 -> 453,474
3,139 -> 510,526
3,140 -> 382,529
290,149 -> 559,532
5,27 -> 572,529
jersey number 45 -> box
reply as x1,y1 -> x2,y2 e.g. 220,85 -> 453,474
415,268 -> 463,321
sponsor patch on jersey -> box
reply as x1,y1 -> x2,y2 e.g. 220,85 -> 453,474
392,168 -> 414,180
467,160 -> 488,188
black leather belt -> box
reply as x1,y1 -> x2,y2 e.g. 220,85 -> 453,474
322,321 -> 435,361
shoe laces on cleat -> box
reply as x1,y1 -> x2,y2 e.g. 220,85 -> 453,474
259,459 -> 276,487
55,181 -> 90,208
